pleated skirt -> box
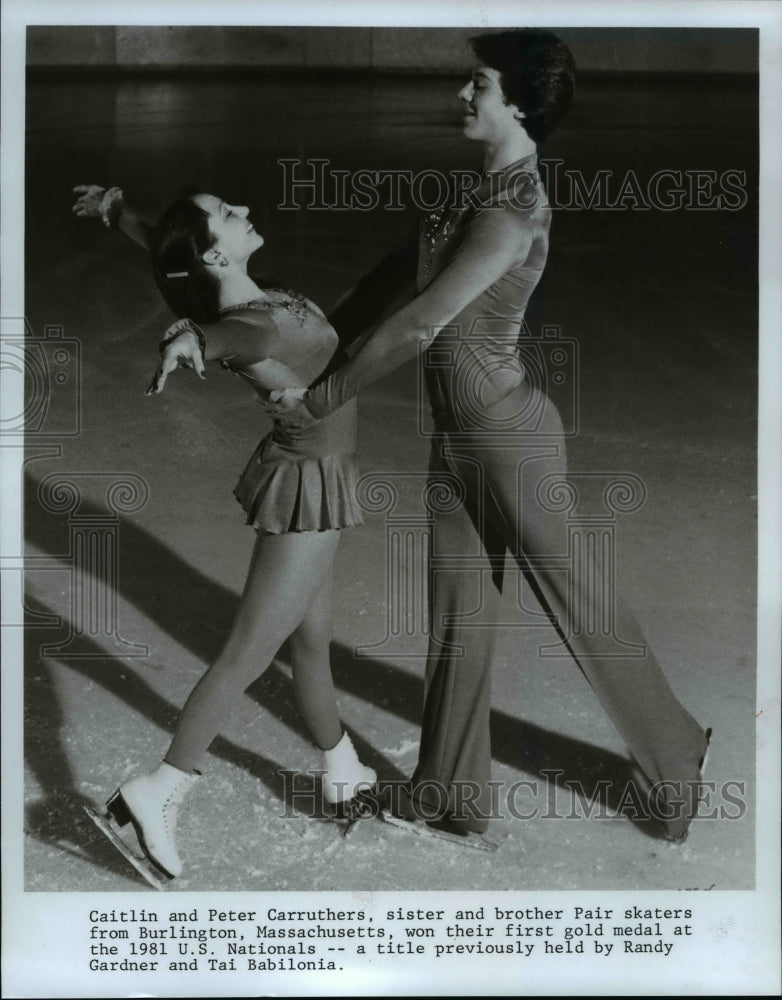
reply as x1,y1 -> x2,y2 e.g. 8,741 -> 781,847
233,399 -> 364,534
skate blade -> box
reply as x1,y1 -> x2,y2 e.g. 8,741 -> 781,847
318,812 -> 365,840
380,810 -> 498,852
329,790 -> 378,839
336,816 -> 363,840
83,805 -> 170,891
700,727 -> 713,776
341,807 -> 379,840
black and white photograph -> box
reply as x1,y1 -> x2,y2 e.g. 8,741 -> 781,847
2,0 -> 780,996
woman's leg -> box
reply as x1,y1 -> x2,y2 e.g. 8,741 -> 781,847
286,567 -> 342,751
284,571 -> 376,806
165,528 -> 340,773
96,529 -> 344,883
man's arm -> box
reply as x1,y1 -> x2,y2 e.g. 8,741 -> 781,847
327,225 -> 419,355
302,205 -> 532,416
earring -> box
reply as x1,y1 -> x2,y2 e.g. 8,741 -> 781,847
219,256 -> 229,268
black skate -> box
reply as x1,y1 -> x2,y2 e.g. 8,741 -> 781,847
380,809 -> 498,852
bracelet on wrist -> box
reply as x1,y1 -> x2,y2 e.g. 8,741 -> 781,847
100,187 -> 124,229
159,321 -> 207,364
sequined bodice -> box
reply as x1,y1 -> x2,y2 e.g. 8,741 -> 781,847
420,205 -> 462,285
219,287 -> 313,326
218,290 -> 339,387
417,154 -> 549,298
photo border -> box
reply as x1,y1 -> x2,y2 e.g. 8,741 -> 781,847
2,1 -> 780,996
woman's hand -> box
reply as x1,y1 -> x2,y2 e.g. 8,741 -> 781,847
72,184 -> 124,228
261,387 -> 316,427
72,185 -> 107,220
146,320 -> 207,396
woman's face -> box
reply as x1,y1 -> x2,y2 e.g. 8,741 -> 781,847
192,193 -> 264,264
458,64 -> 523,144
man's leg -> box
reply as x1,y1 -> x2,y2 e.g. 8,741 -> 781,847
407,441 -> 505,833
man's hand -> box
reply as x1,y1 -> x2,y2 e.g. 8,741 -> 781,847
260,387 -> 315,427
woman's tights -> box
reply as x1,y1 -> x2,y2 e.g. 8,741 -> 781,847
165,529 -> 343,774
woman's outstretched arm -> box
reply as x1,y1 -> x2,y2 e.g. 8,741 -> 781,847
145,314 -> 300,397
72,185 -> 155,249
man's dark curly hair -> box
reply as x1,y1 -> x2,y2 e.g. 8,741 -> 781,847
469,29 -> 576,144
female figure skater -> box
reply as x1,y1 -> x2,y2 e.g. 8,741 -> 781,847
255,29 -> 711,844
72,186 -> 376,887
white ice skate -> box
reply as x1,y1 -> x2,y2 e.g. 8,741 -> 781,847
84,762 -> 198,889
321,731 -> 377,836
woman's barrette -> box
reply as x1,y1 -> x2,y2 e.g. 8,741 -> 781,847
166,271 -> 189,279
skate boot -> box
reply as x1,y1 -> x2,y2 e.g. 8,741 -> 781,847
625,726 -> 714,844
378,784 -> 498,852
85,762 -> 198,889
661,725 -> 714,844
321,732 -> 377,829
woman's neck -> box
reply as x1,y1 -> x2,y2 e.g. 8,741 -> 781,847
215,267 -> 266,311
483,129 -> 537,173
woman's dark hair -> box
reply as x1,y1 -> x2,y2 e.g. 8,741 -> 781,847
469,29 -> 575,144
149,196 -> 221,324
